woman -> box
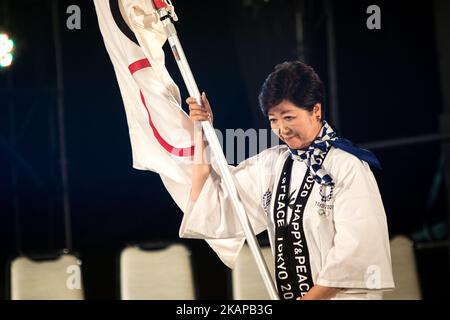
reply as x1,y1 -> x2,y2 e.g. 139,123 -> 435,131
182,61 -> 394,300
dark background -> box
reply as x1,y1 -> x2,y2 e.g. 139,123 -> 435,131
0,0 -> 448,299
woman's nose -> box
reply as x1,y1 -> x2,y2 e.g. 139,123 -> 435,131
272,120 -> 289,136
279,121 -> 290,134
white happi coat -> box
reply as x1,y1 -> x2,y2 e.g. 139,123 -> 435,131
180,145 -> 395,299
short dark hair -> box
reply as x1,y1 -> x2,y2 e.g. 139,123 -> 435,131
258,61 -> 325,117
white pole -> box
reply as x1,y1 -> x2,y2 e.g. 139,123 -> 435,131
155,4 -> 279,300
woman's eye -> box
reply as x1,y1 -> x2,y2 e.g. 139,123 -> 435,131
269,118 -> 276,123
284,116 -> 294,121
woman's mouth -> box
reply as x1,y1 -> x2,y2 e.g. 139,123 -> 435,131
283,135 -> 296,141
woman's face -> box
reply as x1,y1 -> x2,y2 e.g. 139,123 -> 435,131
268,100 -> 323,150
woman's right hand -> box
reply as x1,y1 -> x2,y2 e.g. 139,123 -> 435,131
186,92 -> 213,124
187,92 -> 213,201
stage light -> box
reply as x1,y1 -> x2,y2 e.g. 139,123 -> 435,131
0,33 -> 15,68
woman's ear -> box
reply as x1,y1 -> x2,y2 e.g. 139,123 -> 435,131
314,103 -> 322,120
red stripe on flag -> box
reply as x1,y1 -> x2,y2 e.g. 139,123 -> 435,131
139,91 -> 195,157
128,59 -> 151,75
129,59 -> 194,157
152,0 -> 168,9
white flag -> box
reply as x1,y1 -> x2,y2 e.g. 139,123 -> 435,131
94,0 -> 244,268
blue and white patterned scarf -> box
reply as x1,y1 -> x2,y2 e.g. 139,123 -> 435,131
288,121 -> 381,186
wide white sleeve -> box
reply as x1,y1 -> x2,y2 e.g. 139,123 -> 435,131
179,150 -> 274,240
159,171 -> 248,269
316,157 -> 395,291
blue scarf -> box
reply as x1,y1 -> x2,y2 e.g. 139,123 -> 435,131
288,121 -> 381,186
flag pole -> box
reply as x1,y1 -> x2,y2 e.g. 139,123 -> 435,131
152,0 -> 279,300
